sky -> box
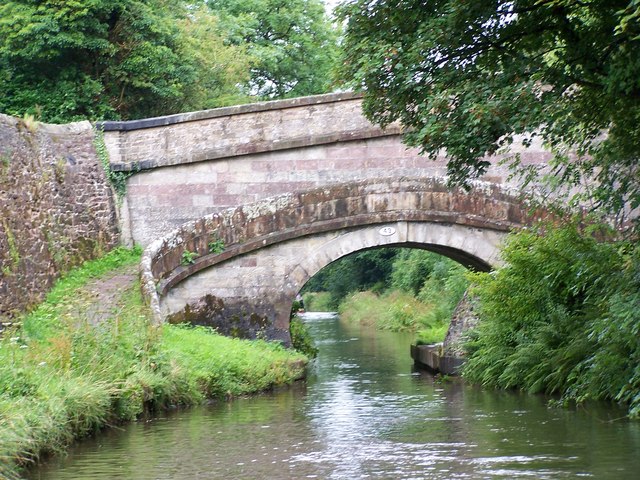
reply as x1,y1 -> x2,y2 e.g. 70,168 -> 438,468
324,0 -> 343,15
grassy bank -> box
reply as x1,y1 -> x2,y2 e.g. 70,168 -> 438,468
338,290 -> 450,342
0,247 -> 306,479
335,250 -> 469,343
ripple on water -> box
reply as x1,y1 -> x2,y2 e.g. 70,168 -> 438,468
26,314 -> 640,480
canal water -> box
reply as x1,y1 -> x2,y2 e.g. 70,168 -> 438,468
28,313 -> 640,479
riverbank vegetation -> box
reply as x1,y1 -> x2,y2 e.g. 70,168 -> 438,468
0,247 -> 306,480
303,228 -> 640,417
303,248 -> 468,343
337,0 -> 640,417
463,221 -> 640,418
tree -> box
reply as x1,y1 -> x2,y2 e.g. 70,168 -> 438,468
207,0 -> 340,98
174,6 -> 253,111
337,0 -> 640,229
0,0 -> 251,122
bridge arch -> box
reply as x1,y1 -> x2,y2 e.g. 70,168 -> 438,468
142,178 -> 531,343
141,176 -> 539,344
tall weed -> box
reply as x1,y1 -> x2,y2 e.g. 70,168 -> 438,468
463,221 -> 640,417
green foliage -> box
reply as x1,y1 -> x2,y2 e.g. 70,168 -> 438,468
391,249 -> 468,302
415,324 -> 450,346
338,0 -> 640,230
304,248 -> 468,341
290,317 -> 319,358
351,249 -> 468,335
94,125 -> 137,200
302,291 -> 333,312
338,290 -> 450,343
181,250 -> 199,266
303,248 -> 399,308
0,247 -> 306,478
208,237 -> 225,254
463,222 -> 640,417
0,1 -> 252,122
207,0 -> 340,98
391,249 -> 439,295
172,5 -> 253,110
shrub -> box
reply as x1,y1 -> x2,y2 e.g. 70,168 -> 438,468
290,317 -> 319,358
463,221 -> 640,417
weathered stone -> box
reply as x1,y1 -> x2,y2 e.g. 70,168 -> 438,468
442,291 -> 480,357
0,114 -> 119,318
410,344 -> 466,375
101,93 -> 552,247
0,93 -> 556,342
140,177 -> 545,344
166,294 -> 288,343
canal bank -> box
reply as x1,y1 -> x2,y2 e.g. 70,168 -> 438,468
27,312 -> 640,479
0,248 -> 307,480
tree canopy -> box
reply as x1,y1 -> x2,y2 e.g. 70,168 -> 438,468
0,0 -> 341,122
207,0 -> 340,98
337,0 -> 640,228
0,0 -> 253,122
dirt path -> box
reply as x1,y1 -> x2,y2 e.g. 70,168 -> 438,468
62,263 -> 139,325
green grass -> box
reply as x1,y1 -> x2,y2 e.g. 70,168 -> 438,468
161,325 -> 306,398
0,247 -> 307,479
338,290 -> 451,343
21,246 -> 143,340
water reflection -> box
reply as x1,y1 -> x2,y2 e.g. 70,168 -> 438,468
28,312 -> 640,479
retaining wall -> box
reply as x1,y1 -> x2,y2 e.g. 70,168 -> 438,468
0,114 -> 119,318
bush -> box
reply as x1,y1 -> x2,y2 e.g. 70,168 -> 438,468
290,317 -> 319,358
302,291 -> 334,312
463,221 -> 640,417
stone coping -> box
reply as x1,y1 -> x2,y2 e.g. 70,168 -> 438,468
96,92 -> 363,132
0,113 -> 92,134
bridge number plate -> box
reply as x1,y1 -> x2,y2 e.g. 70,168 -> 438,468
379,226 -> 396,236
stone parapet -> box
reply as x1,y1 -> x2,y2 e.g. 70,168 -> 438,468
98,92 -> 399,172
104,93 -> 553,247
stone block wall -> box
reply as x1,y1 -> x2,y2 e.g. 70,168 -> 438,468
101,92 -> 553,247
0,114 -> 119,318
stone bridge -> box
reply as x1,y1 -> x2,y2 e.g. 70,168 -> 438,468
100,93 -> 552,343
